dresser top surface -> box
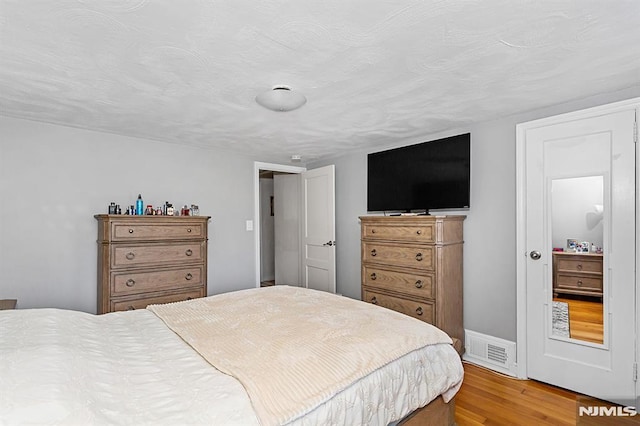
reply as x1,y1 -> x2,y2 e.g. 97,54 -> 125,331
95,214 -> 210,221
359,215 -> 466,222
552,251 -> 603,258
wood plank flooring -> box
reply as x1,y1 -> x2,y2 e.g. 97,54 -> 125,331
554,296 -> 603,344
455,362 -> 639,425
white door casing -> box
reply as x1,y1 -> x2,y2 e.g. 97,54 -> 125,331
516,99 -> 638,406
301,165 -> 336,293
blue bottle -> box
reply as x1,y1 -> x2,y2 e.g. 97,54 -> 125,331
136,194 -> 144,215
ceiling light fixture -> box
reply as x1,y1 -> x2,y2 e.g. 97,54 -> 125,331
255,86 -> 306,112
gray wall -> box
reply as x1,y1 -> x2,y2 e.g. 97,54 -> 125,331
310,86 -> 640,342
0,116 -> 258,313
551,176 -> 604,250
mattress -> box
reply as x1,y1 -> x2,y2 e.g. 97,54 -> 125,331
0,294 -> 463,425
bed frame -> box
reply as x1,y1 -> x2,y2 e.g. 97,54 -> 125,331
399,395 -> 455,426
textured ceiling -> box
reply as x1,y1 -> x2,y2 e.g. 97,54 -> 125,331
1,1 -> 639,164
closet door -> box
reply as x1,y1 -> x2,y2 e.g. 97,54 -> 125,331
517,99 -> 638,407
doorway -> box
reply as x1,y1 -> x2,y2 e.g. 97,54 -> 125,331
516,98 -> 638,407
253,162 -> 337,293
254,162 -> 306,288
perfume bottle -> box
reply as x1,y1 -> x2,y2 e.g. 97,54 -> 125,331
136,194 -> 144,215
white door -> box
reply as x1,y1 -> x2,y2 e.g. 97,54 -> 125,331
518,102 -> 637,406
274,173 -> 301,286
301,165 -> 336,293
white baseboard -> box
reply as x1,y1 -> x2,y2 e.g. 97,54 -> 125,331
463,329 -> 517,377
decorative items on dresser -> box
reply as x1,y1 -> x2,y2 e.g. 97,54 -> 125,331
95,215 -> 210,314
552,252 -> 603,299
360,215 -> 465,354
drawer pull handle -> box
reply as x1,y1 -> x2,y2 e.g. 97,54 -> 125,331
415,280 -> 423,288
371,249 -> 377,257
127,305 -> 135,311
125,252 -> 135,260
415,253 -> 423,261
577,264 -> 583,271
185,273 -> 193,281
371,229 -> 376,234
370,272 -> 377,280
185,249 -> 193,256
187,228 -> 192,233
128,229 -> 134,234
125,279 -> 135,287
577,280 -> 583,286
416,230 -> 422,235
371,296 -> 378,305
416,307 -> 423,316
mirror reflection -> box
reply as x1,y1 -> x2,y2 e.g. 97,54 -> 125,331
551,176 -> 604,344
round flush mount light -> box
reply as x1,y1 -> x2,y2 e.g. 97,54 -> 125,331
255,86 -> 307,112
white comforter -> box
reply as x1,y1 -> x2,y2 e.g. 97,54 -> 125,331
0,304 -> 463,425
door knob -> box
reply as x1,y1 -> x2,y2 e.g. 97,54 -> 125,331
323,241 -> 335,246
530,250 -> 542,260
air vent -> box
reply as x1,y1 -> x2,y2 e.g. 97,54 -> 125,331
487,343 -> 508,365
464,330 -> 517,376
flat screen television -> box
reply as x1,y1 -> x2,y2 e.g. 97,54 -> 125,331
367,133 -> 470,213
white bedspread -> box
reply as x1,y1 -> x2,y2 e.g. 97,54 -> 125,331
0,308 -> 260,425
0,297 -> 463,425
148,286 -> 460,426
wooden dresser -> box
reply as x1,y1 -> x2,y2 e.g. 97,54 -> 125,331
552,252 -> 603,299
95,215 -> 210,314
360,215 -> 464,351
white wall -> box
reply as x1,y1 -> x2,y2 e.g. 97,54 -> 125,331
309,85 -> 640,342
0,116 -> 258,313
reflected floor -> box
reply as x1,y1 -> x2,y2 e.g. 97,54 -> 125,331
553,296 -> 603,344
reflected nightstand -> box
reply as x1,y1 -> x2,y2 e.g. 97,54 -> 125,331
0,299 -> 17,310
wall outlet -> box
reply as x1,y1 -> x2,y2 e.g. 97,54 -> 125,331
245,220 -> 254,231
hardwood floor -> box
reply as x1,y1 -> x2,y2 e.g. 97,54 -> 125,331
455,362 -> 639,425
554,296 -> 603,344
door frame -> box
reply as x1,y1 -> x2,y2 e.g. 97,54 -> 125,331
253,162 -> 306,288
515,97 -> 639,381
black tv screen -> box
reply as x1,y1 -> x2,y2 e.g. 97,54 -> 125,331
367,133 -> 470,213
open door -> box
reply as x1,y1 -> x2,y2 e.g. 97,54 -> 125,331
301,165 -> 336,293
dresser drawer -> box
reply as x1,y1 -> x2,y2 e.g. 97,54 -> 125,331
111,266 -> 204,296
556,257 -> 602,274
363,290 -> 435,324
362,223 -> 435,243
111,221 -> 205,241
556,273 -> 602,293
362,242 -> 434,270
112,242 -> 204,268
363,265 -> 434,299
111,289 -> 205,312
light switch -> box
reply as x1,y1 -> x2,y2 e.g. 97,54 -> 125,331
245,220 -> 254,231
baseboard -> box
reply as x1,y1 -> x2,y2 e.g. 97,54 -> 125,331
463,329 -> 517,377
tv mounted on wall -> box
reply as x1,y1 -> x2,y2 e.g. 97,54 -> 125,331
367,133 -> 470,214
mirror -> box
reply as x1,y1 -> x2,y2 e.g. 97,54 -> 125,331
550,176 -> 604,344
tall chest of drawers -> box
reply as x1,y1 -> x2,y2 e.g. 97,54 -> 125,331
95,215 -> 210,314
360,215 -> 464,350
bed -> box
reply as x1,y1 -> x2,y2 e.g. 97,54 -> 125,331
0,286 -> 463,425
